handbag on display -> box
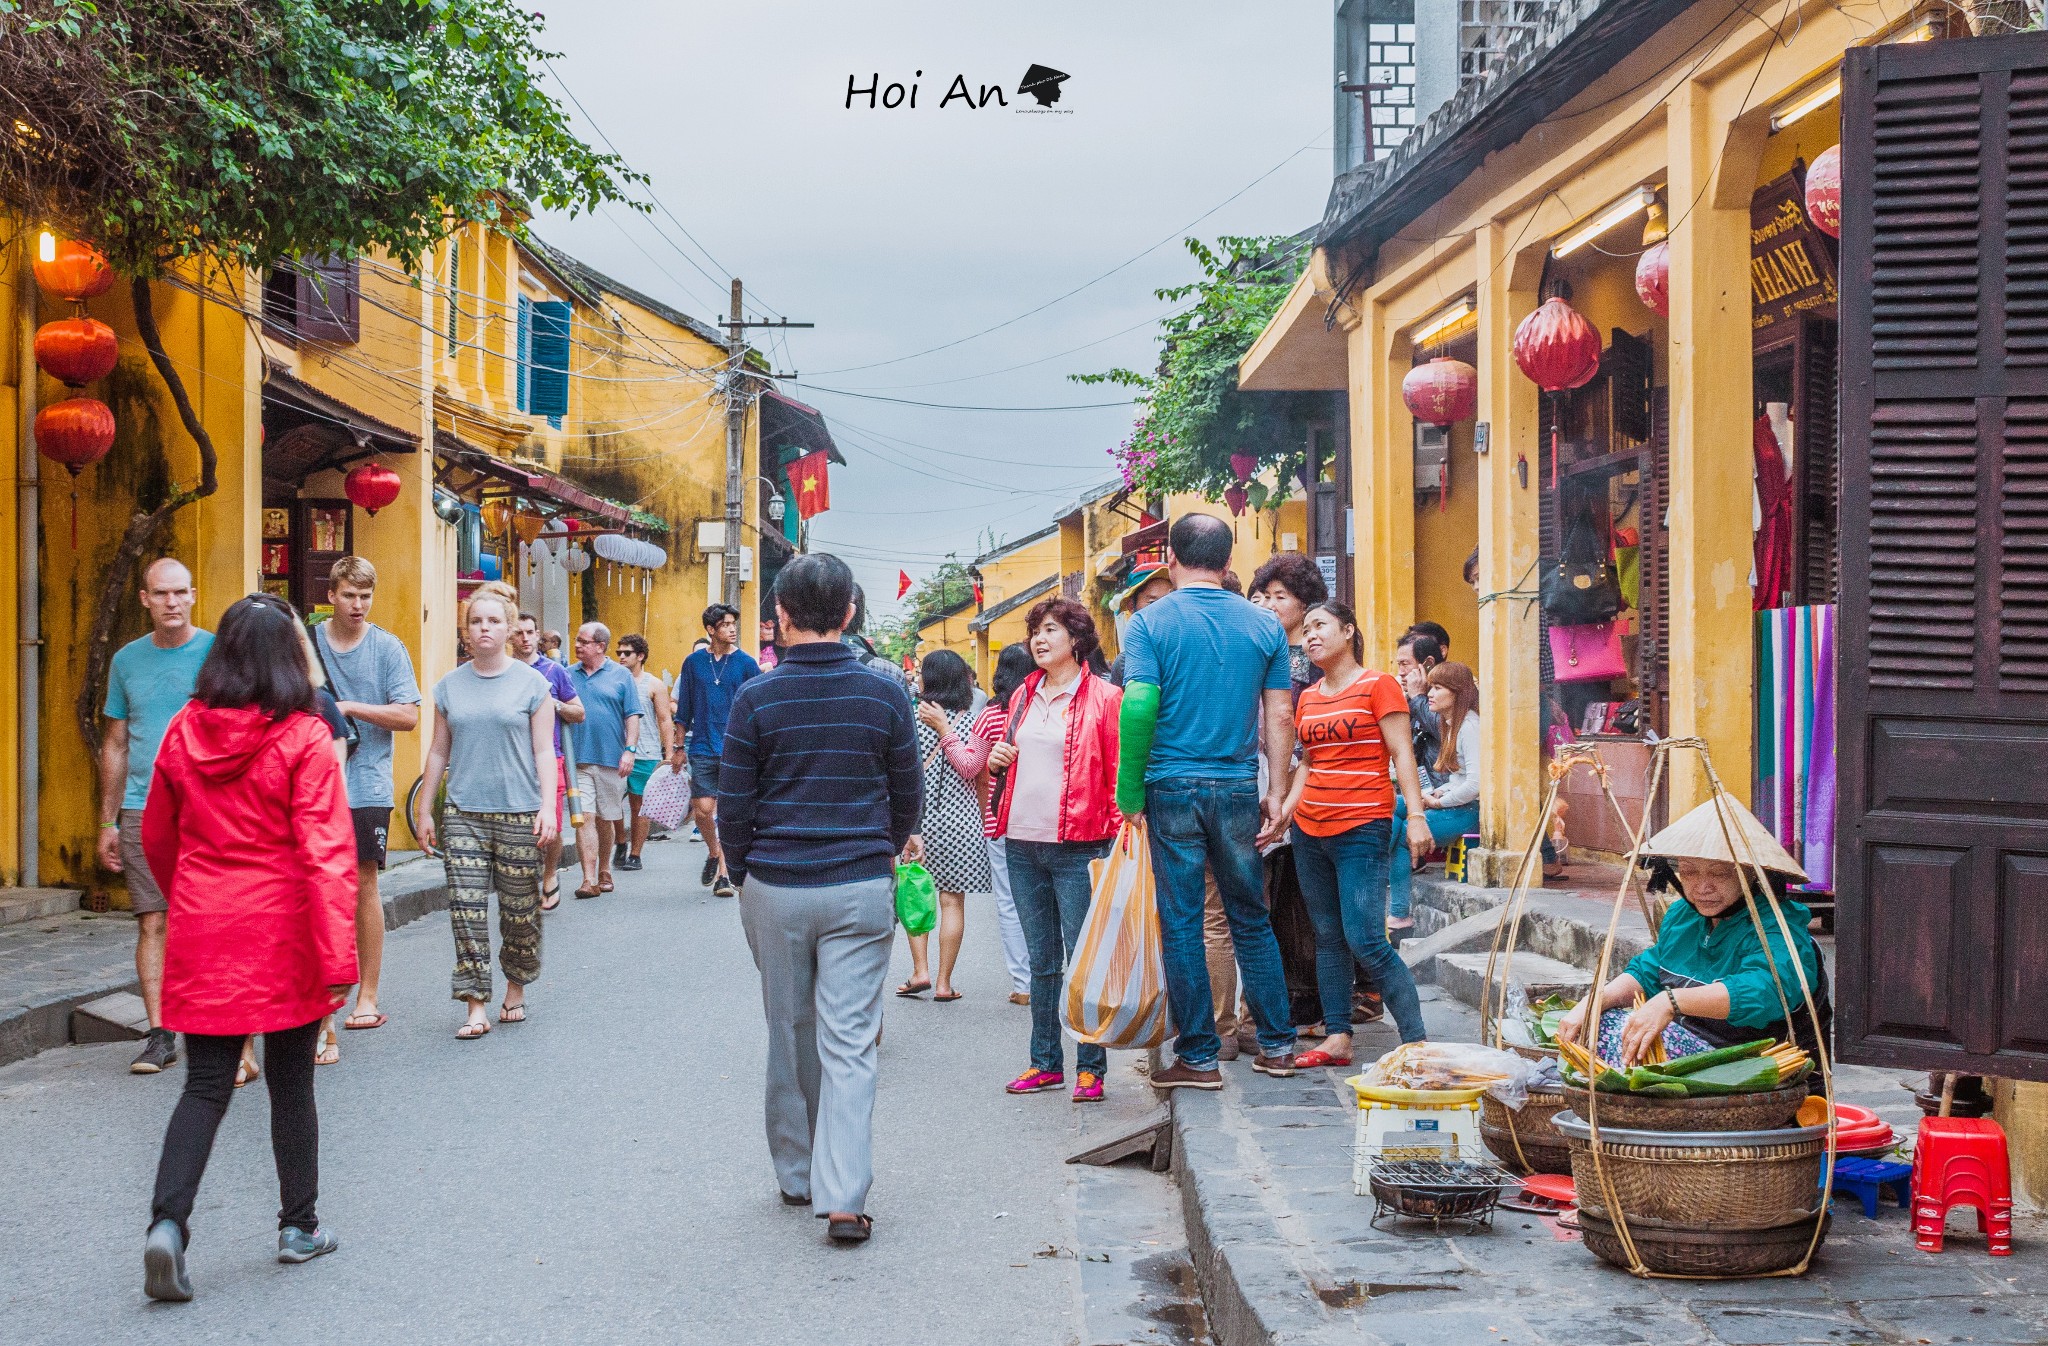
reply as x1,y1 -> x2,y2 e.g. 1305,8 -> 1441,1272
1542,515 -> 1626,625
1548,620 -> 1628,683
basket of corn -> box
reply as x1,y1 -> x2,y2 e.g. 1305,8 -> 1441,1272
1555,1037 -> 1812,1132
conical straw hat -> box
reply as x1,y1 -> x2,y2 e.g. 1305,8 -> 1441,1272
1641,793 -> 1809,883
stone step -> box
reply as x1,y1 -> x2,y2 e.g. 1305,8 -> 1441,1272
1434,950 -> 1593,1015
71,991 -> 151,1044
0,888 -> 80,927
1399,906 -> 1509,985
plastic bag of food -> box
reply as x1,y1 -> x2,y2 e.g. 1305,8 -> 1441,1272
1360,1041 -> 1538,1111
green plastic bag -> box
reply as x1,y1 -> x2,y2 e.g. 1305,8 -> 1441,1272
895,862 -> 937,935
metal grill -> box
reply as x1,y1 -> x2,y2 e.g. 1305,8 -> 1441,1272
1367,1158 -> 1514,1233
1458,1 -> 1560,89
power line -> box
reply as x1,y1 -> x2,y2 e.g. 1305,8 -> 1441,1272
798,384 -> 1135,413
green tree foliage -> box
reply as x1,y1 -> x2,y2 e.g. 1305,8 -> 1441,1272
1074,235 -> 1317,506
907,559 -> 975,632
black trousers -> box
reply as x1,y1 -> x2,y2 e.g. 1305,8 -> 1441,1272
150,1018 -> 322,1242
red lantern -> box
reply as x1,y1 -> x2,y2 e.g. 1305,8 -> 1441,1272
1512,297 -> 1603,392
32,237 -> 116,302
1634,242 -> 1670,318
1401,357 -> 1478,426
1804,145 -> 1842,239
33,317 -> 118,386
344,462 -> 403,516
1224,483 -> 1249,517
36,396 -> 116,547
1228,451 -> 1257,485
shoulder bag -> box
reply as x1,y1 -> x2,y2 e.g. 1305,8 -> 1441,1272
1541,515 -> 1626,625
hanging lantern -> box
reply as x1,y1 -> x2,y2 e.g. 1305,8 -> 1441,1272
33,316 -> 118,386
562,517 -> 582,534
1512,297 -> 1602,392
1224,483 -> 1248,517
512,511 -> 545,546
1804,145 -> 1842,239
343,462 -> 403,516
480,499 -> 512,536
1228,451 -> 1257,485
1634,241 -> 1671,318
1401,357 -> 1478,426
32,235 -> 116,302
561,544 -> 591,575
35,397 -> 116,548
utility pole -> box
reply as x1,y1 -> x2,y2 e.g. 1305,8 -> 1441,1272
718,279 -> 812,608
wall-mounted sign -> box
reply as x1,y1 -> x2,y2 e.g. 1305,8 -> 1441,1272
1751,170 -> 1838,340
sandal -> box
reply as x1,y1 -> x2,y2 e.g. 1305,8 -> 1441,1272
540,884 -> 561,912
343,1011 -> 386,1031
498,1003 -> 527,1024
598,875 -> 614,893
826,1213 -> 874,1244
1293,1049 -> 1352,1069
234,1057 -> 260,1089
314,1026 -> 339,1066
933,991 -> 962,1003
455,1020 -> 490,1041
895,979 -> 931,999
574,884 -> 601,900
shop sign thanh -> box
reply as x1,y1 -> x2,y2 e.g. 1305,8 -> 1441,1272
1750,172 -> 1838,338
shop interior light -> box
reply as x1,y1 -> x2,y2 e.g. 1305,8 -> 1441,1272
1550,187 -> 1658,259
37,230 -> 55,263
1410,296 -> 1476,345
1770,77 -> 1840,132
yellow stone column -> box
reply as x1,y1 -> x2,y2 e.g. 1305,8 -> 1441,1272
1474,222 -> 1545,879
1664,80 -> 1757,812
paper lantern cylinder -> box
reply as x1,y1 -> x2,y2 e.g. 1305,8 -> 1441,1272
1401,357 -> 1478,426
1804,145 -> 1842,239
33,317 -> 118,386
344,462 -> 402,516
1634,241 -> 1671,317
1512,297 -> 1603,392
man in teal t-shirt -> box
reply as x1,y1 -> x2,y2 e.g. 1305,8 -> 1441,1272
98,557 -> 214,1076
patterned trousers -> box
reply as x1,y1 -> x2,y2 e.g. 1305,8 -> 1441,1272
441,809 -> 543,1003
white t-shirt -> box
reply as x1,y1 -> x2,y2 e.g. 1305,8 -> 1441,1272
1004,678 -> 1077,843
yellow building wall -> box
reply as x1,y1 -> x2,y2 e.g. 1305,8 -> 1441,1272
1413,416 -> 1481,665
915,607 -> 977,671
0,243 -> 26,884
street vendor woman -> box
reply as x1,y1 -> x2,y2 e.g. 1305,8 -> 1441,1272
1556,794 -> 1830,1078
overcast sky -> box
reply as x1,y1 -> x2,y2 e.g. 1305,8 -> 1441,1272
536,1 -> 1332,620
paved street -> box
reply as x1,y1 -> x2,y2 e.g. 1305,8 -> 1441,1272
0,833 -> 1201,1345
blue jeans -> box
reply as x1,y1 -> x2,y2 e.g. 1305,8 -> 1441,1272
1146,778 -> 1294,1067
1389,797 -> 1482,918
1006,838 -> 1112,1077
1292,820 -> 1427,1043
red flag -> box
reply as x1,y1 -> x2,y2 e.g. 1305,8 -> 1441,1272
784,448 -> 832,520
897,569 -> 912,600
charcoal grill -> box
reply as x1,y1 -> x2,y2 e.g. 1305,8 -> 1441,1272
1367,1158 -> 1513,1233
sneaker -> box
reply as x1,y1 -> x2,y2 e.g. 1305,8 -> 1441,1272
143,1218 -> 192,1302
1006,1068 -> 1065,1094
1250,1053 -> 1299,1078
276,1226 -> 340,1264
700,855 -> 719,887
1072,1071 -> 1105,1103
1150,1061 -> 1224,1091
612,842 -> 628,866
1216,1034 -> 1241,1062
131,1029 -> 177,1075
619,855 -> 643,872
712,873 -> 737,899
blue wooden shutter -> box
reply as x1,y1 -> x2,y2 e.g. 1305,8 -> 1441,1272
516,294 -> 532,412
529,299 -> 571,425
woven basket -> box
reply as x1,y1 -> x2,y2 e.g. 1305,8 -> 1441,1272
1577,1210 -> 1829,1277
1480,1087 -> 1572,1175
1562,1079 -> 1807,1132
1555,1115 -> 1827,1228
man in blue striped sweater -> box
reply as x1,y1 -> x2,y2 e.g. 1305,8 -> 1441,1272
718,553 -> 923,1245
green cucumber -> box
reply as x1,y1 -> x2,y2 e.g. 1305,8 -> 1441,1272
1636,1081 -> 1691,1097
1673,1058 -> 1781,1095
1659,1040 -> 1772,1077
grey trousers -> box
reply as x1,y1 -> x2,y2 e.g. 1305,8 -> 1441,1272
738,872 -> 895,1216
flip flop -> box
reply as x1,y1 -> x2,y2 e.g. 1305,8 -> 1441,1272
314,1027 -> 339,1066
540,884 -> 561,912
895,980 -> 931,998
342,1012 -> 386,1031
234,1058 -> 259,1089
498,1004 -> 527,1024
826,1213 -> 874,1244
933,991 -> 962,1003
456,1020 -> 490,1041
599,875 -> 615,893
1293,1050 -> 1352,1069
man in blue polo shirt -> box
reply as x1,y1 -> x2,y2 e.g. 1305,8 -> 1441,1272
568,622 -> 644,899
670,602 -> 760,898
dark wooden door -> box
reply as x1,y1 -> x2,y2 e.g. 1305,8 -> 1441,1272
1835,31 -> 2048,1081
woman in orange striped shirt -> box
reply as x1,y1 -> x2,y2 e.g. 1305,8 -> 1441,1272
1261,602 -> 1434,1062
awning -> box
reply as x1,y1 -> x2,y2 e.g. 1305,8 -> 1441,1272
261,364 -> 418,484
760,389 -> 847,467
432,431 -> 635,527
1237,260 -> 1349,393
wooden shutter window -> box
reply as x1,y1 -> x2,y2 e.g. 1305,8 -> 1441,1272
2002,400 -> 2048,689
2005,71 -> 2048,365
1866,400 -> 1978,688
294,255 -> 360,344
516,294 -> 532,414
1870,72 -> 1981,371
1796,318 -> 1840,606
527,299 -> 572,423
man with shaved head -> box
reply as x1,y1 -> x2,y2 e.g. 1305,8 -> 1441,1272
98,557 -> 214,1075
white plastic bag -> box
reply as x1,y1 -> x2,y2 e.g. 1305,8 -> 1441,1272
1360,1041 -> 1538,1111
638,764 -> 690,831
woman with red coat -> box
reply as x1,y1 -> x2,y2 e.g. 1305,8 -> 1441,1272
139,594 -> 359,1303
990,598 -> 1123,1103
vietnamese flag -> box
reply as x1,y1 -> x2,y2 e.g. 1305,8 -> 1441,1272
897,569 -> 912,600
784,448 -> 832,520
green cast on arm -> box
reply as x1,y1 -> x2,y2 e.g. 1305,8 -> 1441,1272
1116,682 -> 1160,816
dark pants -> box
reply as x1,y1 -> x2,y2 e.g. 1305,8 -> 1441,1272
1291,820 -> 1427,1043
1147,778 -> 1294,1067
150,1019 -> 322,1243
1007,838 -> 1113,1076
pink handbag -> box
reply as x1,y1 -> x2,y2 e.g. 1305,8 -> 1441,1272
1548,620 -> 1628,683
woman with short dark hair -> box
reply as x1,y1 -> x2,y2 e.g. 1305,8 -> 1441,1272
901,648 -> 990,1000
985,597 -> 1124,1102
139,596 -> 360,1301
1250,552 -> 1328,687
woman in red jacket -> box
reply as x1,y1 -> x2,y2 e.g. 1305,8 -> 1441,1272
139,594 -> 359,1303
988,598 -> 1122,1103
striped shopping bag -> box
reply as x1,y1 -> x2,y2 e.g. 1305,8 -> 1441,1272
1062,819 -> 1170,1050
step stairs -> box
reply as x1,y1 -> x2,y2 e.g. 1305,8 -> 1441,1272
0,888 -> 80,927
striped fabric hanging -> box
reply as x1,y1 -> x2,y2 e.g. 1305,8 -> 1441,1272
1753,605 -> 1836,890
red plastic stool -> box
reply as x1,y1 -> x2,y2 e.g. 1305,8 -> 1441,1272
1910,1116 -> 2013,1255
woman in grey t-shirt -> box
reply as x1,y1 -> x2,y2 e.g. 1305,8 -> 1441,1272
415,592 -> 558,1040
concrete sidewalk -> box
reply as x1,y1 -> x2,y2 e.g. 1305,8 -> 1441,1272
0,854 -> 450,1069
1170,990 -> 2047,1345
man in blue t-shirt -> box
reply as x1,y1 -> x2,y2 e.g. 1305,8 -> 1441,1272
1116,514 -> 1299,1089
670,602 -> 760,898
568,622 -> 645,899
98,557 -> 215,1077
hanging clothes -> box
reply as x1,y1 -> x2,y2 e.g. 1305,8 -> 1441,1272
1754,605 -> 1836,890
1753,411 -> 1795,610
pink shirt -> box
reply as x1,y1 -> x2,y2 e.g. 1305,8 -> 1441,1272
1005,677 -> 1076,843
